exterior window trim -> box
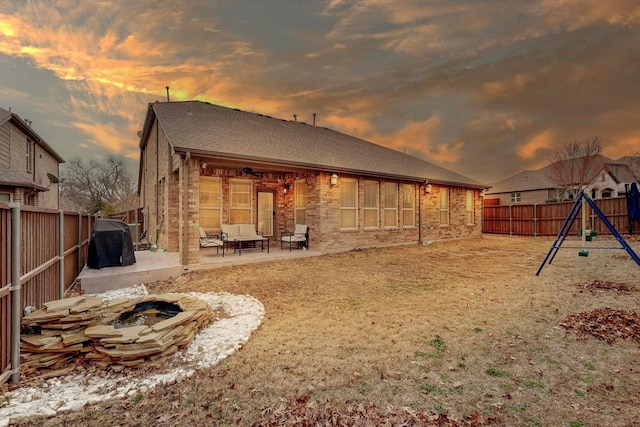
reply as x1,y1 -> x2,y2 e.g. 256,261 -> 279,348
439,187 -> 449,226
340,178 -> 358,230
402,184 -> 415,228
466,189 -> 475,225
199,176 -> 222,230
383,182 -> 398,229
363,180 -> 379,229
294,178 -> 306,225
229,178 -> 253,224
510,192 -> 522,203
26,139 -> 33,173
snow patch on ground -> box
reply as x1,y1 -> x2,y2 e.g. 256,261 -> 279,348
0,285 -> 264,426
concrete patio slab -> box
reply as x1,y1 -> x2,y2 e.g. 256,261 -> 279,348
78,244 -> 322,294
78,250 -> 184,294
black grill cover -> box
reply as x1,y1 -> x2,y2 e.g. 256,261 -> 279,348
88,219 -> 136,269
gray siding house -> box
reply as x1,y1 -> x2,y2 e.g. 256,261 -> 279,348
0,108 -> 64,209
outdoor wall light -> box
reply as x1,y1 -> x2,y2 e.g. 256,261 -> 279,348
425,184 -> 433,194
283,183 -> 290,194
330,173 -> 339,187
201,162 -> 207,169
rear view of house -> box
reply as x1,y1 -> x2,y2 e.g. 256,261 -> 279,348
0,107 -> 64,209
137,101 -> 486,265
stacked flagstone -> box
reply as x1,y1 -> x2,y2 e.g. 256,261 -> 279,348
20,293 -> 214,376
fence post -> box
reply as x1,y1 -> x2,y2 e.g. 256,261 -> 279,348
9,202 -> 21,384
533,204 -> 538,236
77,212 -> 83,276
59,210 -> 64,298
509,205 -> 513,235
481,195 -> 484,233
135,208 -> 140,250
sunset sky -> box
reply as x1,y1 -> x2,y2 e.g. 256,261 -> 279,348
1,1 -> 639,184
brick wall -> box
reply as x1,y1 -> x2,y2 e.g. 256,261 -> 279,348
420,185 -> 482,242
143,143 -> 482,264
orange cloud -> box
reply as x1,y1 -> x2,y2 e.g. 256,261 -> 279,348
424,140 -> 464,165
323,115 -> 375,137
518,129 -> 555,160
386,116 -> 442,151
73,121 -> 137,154
371,115 -> 463,165
604,135 -> 640,158
0,15 -> 19,37
482,74 -> 534,98
539,0 -> 640,30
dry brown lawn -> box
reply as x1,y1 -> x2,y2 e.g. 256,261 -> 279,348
16,235 -> 640,426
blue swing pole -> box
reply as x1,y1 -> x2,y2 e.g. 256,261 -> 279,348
536,192 -> 640,276
583,195 -> 640,267
535,195 -> 583,276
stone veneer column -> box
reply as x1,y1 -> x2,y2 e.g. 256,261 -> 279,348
178,155 -> 201,265
166,176 -> 180,252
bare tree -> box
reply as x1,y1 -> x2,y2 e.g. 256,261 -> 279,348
547,137 -> 604,200
60,155 -> 137,214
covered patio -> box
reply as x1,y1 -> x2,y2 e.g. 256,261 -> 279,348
78,245 -> 322,294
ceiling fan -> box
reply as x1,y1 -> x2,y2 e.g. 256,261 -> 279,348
242,167 -> 261,177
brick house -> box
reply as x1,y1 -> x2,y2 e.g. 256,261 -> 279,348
137,101 -> 487,265
0,107 -> 64,209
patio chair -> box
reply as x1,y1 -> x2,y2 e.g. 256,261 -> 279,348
199,227 -> 225,256
280,224 -> 308,251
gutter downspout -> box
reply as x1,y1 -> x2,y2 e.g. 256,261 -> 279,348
182,152 -> 190,266
155,119 -> 159,231
418,181 -> 426,244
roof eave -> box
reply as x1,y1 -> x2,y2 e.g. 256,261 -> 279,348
174,147 -> 485,188
0,181 -> 49,191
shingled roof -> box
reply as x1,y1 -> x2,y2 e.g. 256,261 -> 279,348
486,154 -> 639,195
0,167 -> 48,191
485,169 -> 554,194
141,101 -> 485,189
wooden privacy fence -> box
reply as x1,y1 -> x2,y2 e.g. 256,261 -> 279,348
107,207 -> 145,247
483,196 -> 631,236
0,203 -> 94,385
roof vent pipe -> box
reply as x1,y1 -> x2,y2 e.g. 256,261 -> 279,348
166,86 -> 170,102
293,114 -> 297,122
312,113 -> 316,126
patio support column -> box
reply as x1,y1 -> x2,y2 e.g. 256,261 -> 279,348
181,152 -> 190,265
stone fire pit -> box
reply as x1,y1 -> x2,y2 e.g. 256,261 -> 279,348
20,293 -> 216,376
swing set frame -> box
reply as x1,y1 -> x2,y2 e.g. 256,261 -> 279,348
536,192 -> 640,276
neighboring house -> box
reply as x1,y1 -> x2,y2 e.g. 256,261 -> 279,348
486,155 -> 640,205
0,107 -> 64,209
137,101 -> 487,265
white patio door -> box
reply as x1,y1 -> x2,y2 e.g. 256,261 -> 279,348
257,191 -> 274,237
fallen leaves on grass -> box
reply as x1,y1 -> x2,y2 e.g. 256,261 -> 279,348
560,308 -> 640,345
581,280 -> 633,294
255,395 -> 495,426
